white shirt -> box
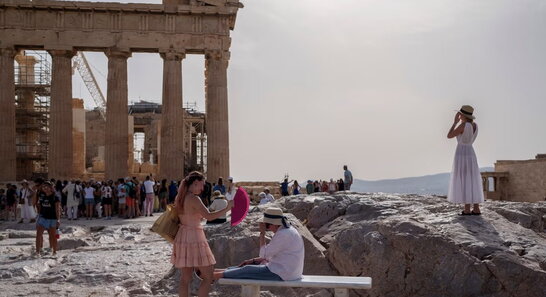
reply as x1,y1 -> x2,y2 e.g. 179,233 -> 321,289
101,186 -> 112,198
84,187 -> 95,199
209,199 -> 228,220
259,194 -> 275,205
225,187 -> 237,201
259,226 -> 305,281
143,180 -> 155,194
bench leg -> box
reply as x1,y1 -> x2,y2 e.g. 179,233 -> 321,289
241,285 -> 260,297
334,288 -> 349,297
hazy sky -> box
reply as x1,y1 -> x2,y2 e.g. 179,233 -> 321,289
73,0 -> 546,182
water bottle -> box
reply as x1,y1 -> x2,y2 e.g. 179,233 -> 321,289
55,228 -> 61,239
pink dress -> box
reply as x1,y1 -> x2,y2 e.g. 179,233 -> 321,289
171,205 -> 216,268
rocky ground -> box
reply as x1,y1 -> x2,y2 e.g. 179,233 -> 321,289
0,193 -> 545,297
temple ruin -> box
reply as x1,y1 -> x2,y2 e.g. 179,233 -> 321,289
0,0 -> 243,182
482,154 -> 546,202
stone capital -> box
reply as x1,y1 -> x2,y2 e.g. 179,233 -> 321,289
47,49 -> 76,58
105,48 -> 132,59
205,50 -> 230,62
0,48 -> 18,58
160,50 -> 186,61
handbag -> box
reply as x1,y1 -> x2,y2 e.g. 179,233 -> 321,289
151,204 -> 179,243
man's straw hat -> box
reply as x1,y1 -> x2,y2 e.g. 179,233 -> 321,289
458,105 -> 476,119
211,190 -> 225,200
259,207 -> 289,227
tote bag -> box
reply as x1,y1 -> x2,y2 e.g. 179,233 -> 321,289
151,204 -> 179,243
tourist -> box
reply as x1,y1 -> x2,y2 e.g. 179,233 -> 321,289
0,189 -> 6,220
143,176 -> 155,217
158,179 -> 168,211
280,178 -> 292,196
6,184 -> 18,221
305,180 -> 314,194
225,177 -> 237,200
328,179 -> 337,193
125,178 -> 136,219
291,180 -> 301,195
133,178 -> 142,217
55,180 -> 64,215
259,192 -> 274,205
343,165 -> 353,191
207,190 -> 228,224
264,188 -> 275,202
212,207 -> 304,281
202,179 -> 212,207
337,179 -> 345,192
83,182 -> 95,219
321,180 -> 329,192
94,182 -> 103,218
101,180 -> 113,220
117,178 -> 127,218
171,171 -> 233,297
168,180 -> 178,204
63,180 -> 81,220
19,180 -> 36,223
35,181 -> 61,256
447,105 -> 484,215
313,181 -> 320,193
212,177 -> 226,195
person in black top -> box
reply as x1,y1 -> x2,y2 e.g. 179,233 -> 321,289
35,181 -> 61,256
202,180 -> 212,207
6,184 -> 18,221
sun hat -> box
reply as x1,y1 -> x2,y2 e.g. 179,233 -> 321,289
21,179 -> 29,185
259,207 -> 290,228
258,192 -> 266,199
458,105 -> 476,119
211,190 -> 225,200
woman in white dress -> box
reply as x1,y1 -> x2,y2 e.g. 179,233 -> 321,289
447,105 -> 484,215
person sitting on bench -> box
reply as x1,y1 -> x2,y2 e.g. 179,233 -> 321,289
213,207 -> 305,281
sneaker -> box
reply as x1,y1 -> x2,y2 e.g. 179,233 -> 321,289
150,214 -> 153,217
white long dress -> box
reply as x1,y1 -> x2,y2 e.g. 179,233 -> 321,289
447,122 -> 485,204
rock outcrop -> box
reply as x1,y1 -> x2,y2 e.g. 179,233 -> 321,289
279,193 -> 546,297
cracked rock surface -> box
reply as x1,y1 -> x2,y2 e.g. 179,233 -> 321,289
280,193 -> 546,297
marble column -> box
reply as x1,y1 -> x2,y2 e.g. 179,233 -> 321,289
105,49 -> 131,180
159,51 -> 185,180
205,50 -> 230,183
0,48 -> 17,181
48,50 -> 75,180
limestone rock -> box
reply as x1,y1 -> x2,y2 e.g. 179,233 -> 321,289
57,238 -> 89,250
281,193 -> 546,297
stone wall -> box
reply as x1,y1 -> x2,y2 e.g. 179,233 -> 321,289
72,99 -> 86,177
496,158 -> 546,202
85,110 -> 105,169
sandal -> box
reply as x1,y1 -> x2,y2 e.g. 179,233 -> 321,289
193,269 -> 203,281
460,211 -> 472,216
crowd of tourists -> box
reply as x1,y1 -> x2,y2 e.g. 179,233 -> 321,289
0,175 -> 180,222
279,165 -> 354,196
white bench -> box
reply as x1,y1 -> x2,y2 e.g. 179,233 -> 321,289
218,275 -> 372,297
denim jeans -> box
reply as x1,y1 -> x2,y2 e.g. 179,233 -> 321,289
222,265 -> 282,281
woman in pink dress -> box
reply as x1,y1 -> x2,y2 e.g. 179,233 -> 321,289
171,171 -> 233,297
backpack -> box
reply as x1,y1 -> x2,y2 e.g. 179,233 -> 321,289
126,182 -> 136,198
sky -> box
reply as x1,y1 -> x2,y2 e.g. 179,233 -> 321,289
72,0 -> 546,182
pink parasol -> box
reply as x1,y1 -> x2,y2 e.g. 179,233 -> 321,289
231,187 -> 250,226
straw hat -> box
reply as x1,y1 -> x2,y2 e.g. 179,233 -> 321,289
211,190 -> 225,200
458,105 -> 476,119
259,207 -> 288,226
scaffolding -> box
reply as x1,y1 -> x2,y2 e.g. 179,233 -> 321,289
14,50 -> 51,180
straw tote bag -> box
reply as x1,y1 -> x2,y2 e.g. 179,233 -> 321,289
151,204 -> 179,243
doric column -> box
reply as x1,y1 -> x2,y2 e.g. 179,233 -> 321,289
0,48 -> 17,181
159,51 -> 185,180
205,50 -> 230,183
48,50 -> 75,180
105,49 -> 131,180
